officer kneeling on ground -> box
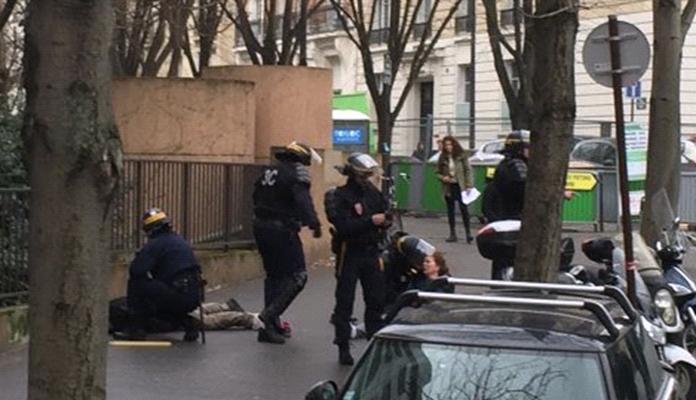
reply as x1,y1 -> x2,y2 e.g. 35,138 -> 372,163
252,142 -> 322,344
112,208 -> 202,341
325,153 -> 388,366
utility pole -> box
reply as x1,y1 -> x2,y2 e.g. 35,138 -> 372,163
468,0 -> 476,150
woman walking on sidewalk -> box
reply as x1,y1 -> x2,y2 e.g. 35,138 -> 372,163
436,136 -> 474,243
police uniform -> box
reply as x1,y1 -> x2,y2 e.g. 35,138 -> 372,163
325,177 -> 388,348
253,159 -> 320,342
127,230 -> 201,331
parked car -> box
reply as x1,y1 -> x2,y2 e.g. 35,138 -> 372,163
428,135 -> 589,164
570,137 -> 696,168
306,279 -> 680,400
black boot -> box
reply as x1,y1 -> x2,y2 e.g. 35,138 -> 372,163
257,315 -> 286,344
182,316 -> 201,342
225,297 -> 245,312
446,228 -> 458,243
338,344 -> 354,366
112,314 -> 147,341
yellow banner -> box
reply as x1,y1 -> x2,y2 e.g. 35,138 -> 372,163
485,168 -> 597,191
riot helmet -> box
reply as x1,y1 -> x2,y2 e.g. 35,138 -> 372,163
275,141 -> 323,166
142,207 -> 172,237
502,130 -> 531,157
337,153 -> 381,182
396,235 -> 436,269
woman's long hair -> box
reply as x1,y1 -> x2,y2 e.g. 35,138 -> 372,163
440,135 -> 465,160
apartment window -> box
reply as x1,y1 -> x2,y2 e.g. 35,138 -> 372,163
457,64 -> 473,104
500,0 -> 515,28
455,0 -> 473,33
370,0 -> 391,44
504,60 -> 520,94
414,0 -> 432,39
308,6 -> 341,34
330,58 -> 342,93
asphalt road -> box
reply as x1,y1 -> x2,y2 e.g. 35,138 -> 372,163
0,217 -> 684,399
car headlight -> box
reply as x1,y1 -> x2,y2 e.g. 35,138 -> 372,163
654,289 -> 679,328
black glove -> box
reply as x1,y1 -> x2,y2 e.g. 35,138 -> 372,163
311,225 -> 322,239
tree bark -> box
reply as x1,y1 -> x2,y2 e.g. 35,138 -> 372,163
641,0 -> 682,246
24,0 -> 122,398
515,0 -> 577,282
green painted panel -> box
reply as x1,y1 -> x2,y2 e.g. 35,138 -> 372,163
562,191 -> 597,222
332,92 -> 370,115
394,163 -> 411,209
422,164 -> 447,212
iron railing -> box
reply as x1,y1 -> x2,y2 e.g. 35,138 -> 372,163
0,188 -> 29,306
0,161 -> 264,304
111,159 -> 265,251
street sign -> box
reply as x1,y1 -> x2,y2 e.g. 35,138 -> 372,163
583,21 -> 650,88
625,81 -> 642,99
566,172 -> 598,191
636,97 -> 648,110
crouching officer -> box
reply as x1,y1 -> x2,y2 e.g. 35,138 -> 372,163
253,142 -> 322,344
113,208 -> 202,341
325,153 -> 388,365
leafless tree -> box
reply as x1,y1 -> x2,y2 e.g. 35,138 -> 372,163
329,0 -> 464,164
113,0 -> 228,77
641,0 -> 696,244
24,0 -> 122,398
222,0 -> 325,66
482,0 -> 534,130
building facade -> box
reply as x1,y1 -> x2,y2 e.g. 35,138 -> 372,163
220,0 -> 696,156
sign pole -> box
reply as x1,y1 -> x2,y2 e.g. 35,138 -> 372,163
630,98 -> 635,121
608,15 -> 637,306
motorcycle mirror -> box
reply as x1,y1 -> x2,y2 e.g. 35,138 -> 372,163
668,283 -> 692,297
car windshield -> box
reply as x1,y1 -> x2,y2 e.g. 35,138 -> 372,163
342,339 -> 607,400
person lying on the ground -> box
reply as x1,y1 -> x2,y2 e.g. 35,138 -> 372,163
190,298 -> 264,331
110,296 -> 264,334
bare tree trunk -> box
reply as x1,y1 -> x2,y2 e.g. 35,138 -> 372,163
515,0 -> 577,282
641,0 -> 692,245
24,0 -> 122,398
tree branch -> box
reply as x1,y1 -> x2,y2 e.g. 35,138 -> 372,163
683,0 -> 696,46
0,0 -> 17,33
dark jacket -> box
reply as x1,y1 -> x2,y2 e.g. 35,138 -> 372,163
129,230 -> 198,283
325,179 -> 387,248
482,156 -> 527,221
253,161 -> 320,230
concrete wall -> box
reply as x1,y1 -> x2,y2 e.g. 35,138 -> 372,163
201,66 -> 333,162
113,78 -> 256,163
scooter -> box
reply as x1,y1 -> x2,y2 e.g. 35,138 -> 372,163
651,190 -> 696,358
476,219 -> 588,283
583,235 -> 696,400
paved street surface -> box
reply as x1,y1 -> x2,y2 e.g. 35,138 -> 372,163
0,217 -> 671,399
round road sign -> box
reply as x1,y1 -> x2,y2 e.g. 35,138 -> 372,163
582,21 -> 650,88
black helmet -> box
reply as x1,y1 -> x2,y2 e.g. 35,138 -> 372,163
337,152 -> 380,177
396,235 -> 436,268
503,130 -> 530,156
142,207 -> 171,235
275,142 -> 322,166
581,238 -> 614,264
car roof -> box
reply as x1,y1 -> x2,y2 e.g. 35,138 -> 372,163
382,290 -> 633,353
377,322 -> 608,353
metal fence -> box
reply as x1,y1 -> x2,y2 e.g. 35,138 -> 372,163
0,188 -> 29,306
0,160 -> 265,304
111,159 -> 265,251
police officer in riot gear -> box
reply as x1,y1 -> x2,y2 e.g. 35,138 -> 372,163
113,208 -> 202,341
482,130 -> 530,223
252,142 -> 322,344
325,153 -> 388,365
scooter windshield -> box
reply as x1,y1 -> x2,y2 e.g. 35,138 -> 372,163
650,188 -> 680,248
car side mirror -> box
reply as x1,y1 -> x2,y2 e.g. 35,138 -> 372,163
305,381 -> 338,400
